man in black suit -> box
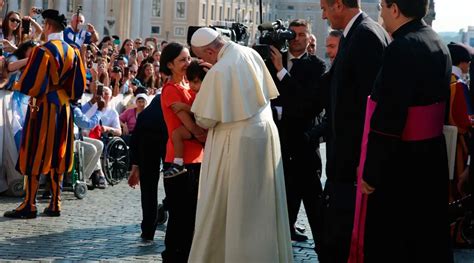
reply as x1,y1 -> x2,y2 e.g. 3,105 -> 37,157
128,94 -> 168,242
318,0 -> 390,262
267,19 -> 326,248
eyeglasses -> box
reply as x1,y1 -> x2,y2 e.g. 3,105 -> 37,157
9,18 -> 21,24
130,70 -> 137,74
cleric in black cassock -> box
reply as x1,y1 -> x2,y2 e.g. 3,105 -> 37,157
357,0 -> 451,262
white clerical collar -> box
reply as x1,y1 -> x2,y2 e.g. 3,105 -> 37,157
343,11 -> 363,37
452,66 -> 463,79
48,32 -> 64,41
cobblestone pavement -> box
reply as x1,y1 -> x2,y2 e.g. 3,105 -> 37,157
0,143 -> 472,262
0,180 -> 318,262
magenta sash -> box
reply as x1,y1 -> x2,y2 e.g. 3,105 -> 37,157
348,96 -> 445,263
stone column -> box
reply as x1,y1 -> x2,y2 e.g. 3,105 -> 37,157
49,0 -> 67,15
129,0 -> 140,39
114,0 -> 131,39
8,0 -> 19,12
90,0 -> 105,39
140,0 -> 151,38
80,0 -> 92,22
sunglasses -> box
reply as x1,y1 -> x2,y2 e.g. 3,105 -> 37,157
9,18 -> 21,24
130,70 -> 137,74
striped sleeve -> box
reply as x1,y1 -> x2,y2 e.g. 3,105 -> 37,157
14,46 -> 50,97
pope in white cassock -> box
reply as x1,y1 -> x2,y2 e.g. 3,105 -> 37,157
188,27 -> 293,262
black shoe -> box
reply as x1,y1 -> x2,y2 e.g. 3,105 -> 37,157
90,170 -> 100,187
98,176 -> 107,189
140,233 -> 154,243
291,230 -> 308,242
43,207 -> 61,217
163,163 -> 187,179
295,223 -> 306,233
4,209 -> 37,219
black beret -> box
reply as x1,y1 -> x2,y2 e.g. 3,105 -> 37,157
448,42 -> 472,64
42,9 -> 67,30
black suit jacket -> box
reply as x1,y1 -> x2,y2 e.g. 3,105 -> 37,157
325,13 -> 390,183
267,52 -> 326,158
130,94 -> 168,171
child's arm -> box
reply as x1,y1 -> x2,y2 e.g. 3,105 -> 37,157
175,110 -> 206,142
171,102 -> 191,114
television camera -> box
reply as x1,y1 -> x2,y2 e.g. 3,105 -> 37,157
187,22 -> 249,48
253,20 -> 296,61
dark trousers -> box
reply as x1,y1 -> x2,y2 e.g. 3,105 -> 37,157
319,181 -> 356,263
161,163 -> 200,263
139,168 -> 161,240
138,140 -> 166,240
283,148 -> 323,245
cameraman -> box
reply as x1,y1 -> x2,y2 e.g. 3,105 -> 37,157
267,19 -> 326,248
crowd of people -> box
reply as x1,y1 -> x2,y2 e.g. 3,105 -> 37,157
0,0 -> 470,262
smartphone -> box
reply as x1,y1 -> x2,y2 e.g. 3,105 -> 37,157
130,49 -> 137,57
96,84 -> 104,96
22,18 -> 30,34
124,67 -> 130,78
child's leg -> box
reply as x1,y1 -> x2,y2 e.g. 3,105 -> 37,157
164,126 -> 192,178
171,126 -> 192,164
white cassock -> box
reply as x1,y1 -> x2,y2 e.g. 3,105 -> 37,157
188,42 -> 293,263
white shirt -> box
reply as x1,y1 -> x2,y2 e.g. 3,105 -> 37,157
276,52 -> 307,80
274,52 -> 307,120
48,32 -> 64,41
343,11 -> 363,37
100,106 -> 121,129
452,66 -> 463,79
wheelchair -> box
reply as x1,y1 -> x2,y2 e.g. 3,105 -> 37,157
69,141 -> 88,199
100,134 -> 130,186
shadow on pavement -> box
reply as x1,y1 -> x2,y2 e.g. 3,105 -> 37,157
0,224 -> 164,261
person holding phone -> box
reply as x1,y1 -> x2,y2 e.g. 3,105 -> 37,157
1,11 -> 22,55
63,12 -> 98,47
21,10 -> 43,41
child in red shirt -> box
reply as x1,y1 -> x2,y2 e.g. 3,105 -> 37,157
163,59 -> 207,177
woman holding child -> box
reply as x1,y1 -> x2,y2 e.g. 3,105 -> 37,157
158,42 -> 206,262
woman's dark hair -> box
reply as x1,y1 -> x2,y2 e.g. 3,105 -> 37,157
141,56 -> 155,66
98,36 -> 113,49
119,38 -> 133,55
385,0 -> 428,19
136,62 -> 155,89
12,40 -> 38,59
159,42 -> 184,76
2,11 -> 21,45
186,59 -> 207,82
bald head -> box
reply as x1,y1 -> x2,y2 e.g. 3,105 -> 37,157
71,13 -> 85,31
